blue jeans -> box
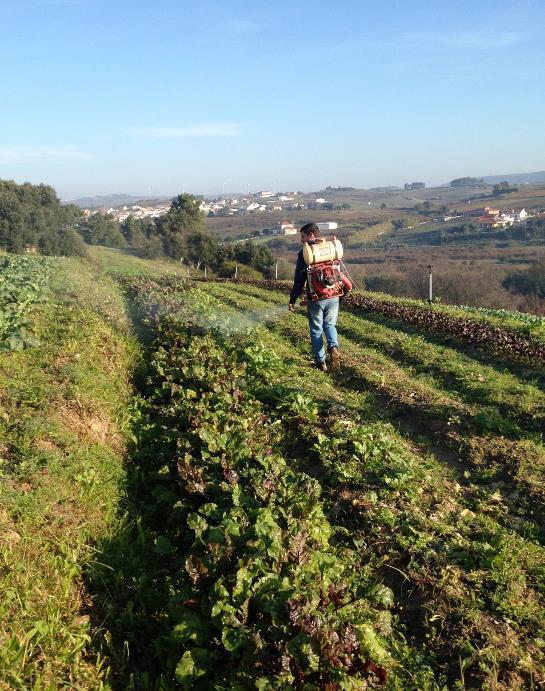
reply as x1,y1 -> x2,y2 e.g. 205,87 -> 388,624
307,297 -> 339,364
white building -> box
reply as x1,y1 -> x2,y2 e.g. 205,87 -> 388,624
499,213 -> 515,226
317,222 -> 338,231
149,207 -> 170,218
499,208 -> 528,225
279,220 -> 297,235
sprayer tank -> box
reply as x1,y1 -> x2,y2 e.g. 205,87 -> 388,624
303,238 -> 344,266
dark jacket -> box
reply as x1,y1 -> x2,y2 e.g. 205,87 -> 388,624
290,240 -> 324,304
289,248 -> 307,304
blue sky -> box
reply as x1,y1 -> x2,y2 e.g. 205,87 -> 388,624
1,0 -> 544,199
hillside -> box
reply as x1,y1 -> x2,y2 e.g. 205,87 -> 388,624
483,171 -> 545,185
1,247 -> 545,688
203,185 -> 545,314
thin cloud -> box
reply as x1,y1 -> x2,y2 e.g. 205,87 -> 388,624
128,124 -> 242,139
301,29 -> 526,60
0,145 -> 93,164
226,18 -> 263,33
406,30 -> 524,49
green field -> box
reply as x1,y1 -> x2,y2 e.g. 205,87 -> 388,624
1,249 -> 545,689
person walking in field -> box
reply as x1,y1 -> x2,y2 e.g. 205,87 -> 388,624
288,223 -> 343,372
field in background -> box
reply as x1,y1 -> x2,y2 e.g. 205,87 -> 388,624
205,183 -> 545,241
202,184 -> 545,314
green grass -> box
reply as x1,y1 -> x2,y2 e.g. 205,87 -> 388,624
0,257 -> 139,688
86,245 -> 190,277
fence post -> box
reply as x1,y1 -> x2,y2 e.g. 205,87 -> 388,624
428,265 -> 433,304
275,260 -> 278,280
235,265 -> 238,279
204,266 -> 207,279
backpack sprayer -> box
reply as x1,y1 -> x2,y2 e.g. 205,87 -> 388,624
302,237 -> 354,302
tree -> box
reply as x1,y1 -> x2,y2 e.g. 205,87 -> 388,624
79,213 -> 125,247
0,179 -> 85,255
450,177 -> 483,187
123,217 -> 156,247
217,261 -> 263,279
253,244 -> 275,276
416,202 -> 432,214
492,181 -> 518,196
218,240 -> 275,277
155,194 -> 206,259
268,237 -> 289,250
142,236 -> 164,259
503,262 -> 545,299
447,222 -> 476,235
185,231 -> 219,268
365,273 -> 410,295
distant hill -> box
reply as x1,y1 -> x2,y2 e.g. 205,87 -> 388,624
483,171 -> 545,185
67,194 -> 170,209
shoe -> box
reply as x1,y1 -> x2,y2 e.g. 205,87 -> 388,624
317,361 -> 328,372
328,346 -> 340,371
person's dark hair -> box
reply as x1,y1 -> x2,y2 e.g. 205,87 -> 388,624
300,222 -> 320,238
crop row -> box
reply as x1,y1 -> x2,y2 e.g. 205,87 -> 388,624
204,282 -> 545,531
0,254 -> 59,350
115,274 -> 545,688
196,278 -> 545,362
280,393 -> 545,690
113,277 -> 438,688
456,303 -> 545,327
87,271 -> 545,687
344,293 -> 545,362
196,280 -> 545,687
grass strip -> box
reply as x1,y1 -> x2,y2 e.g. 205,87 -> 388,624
0,258 -> 138,688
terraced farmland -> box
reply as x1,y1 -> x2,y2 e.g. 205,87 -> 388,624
3,252 -> 545,689
93,273 -> 545,689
